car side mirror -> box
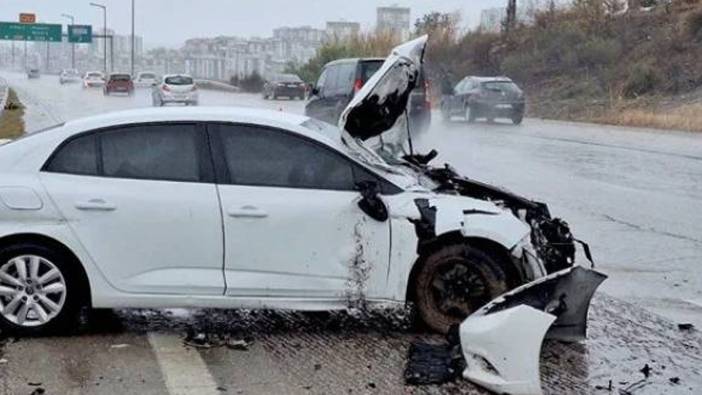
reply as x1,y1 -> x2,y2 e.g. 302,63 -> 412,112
356,181 -> 388,222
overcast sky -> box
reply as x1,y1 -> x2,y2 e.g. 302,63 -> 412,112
1,0 -> 507,48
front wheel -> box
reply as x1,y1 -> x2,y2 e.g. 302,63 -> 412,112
0,243 -> 84,336
512,114 -> 524,125
413,243 -> 508,334
465,105 -> 476,123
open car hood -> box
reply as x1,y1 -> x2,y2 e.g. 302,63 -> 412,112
339,35 -> 427,144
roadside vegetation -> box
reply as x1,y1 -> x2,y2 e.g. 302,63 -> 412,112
0,89 -> 25,139
291,0 -> 702,132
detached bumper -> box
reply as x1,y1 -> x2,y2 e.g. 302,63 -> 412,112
460,266 -> 607,394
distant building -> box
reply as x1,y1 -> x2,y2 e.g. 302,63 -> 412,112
376,6 -> 411,41
326,21 -> 361,42
183,26 -> 325,81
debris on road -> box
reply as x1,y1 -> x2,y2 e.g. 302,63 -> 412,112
669,376 -> 680,384
404,341 -> 464,385
110,343 -> 130,349
678,323 -> 694,331
183,329 -> 253,351
0,358 -> 7,364
640,363 -> 652,378
29,388 -> 45,395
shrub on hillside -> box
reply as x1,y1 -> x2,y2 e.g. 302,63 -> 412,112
686,9 -> 702,39
578,37 -> 621,67
623,63 -> 659,98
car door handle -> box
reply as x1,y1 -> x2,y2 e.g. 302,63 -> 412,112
228,205 -> 268,218
75,199 -> 117,211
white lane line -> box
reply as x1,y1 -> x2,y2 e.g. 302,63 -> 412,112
147,332 -> 221,395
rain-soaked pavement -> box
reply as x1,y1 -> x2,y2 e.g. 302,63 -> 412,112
1,71 -> 702,394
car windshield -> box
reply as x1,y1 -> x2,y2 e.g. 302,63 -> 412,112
165,76 -> 193,85
140,73 -> 156,79
482,81 -> 520,93
87,73 -> 102,79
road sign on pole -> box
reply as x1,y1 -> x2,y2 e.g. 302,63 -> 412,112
68,25 -> 92,43
0,22 -> 62,42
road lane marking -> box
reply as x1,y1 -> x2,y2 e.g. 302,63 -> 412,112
148,332 -> 220,395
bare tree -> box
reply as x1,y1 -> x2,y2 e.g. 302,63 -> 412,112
505,0 -> 517,32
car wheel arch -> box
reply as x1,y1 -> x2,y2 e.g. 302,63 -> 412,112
0,233 -> 92,307
405,233 -> 526,304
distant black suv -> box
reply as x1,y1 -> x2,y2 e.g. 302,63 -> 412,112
441,76 -> 525,125
305,58 -> 431,135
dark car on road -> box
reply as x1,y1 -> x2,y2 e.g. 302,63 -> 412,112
441,76 -> 525,125
103,73 -> 134,96
305,58 -> 431,134
263,74 -> 306,100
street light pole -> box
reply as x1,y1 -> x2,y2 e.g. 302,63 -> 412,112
90,2 -> 107,73
131,0 -> 135,77
61,14 -> 76,69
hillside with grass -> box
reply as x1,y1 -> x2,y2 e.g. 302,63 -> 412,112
291,0 -> 702,131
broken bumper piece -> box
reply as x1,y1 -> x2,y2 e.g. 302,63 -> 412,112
460,266 -> 607,395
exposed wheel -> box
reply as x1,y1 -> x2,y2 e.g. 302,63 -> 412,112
465,105 -> 475,123
414,243 -> 508,334
512,114 -> 524,125
0,243 -> 84,336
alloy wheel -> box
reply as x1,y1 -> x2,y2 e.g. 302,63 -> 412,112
0,255 -> 67,327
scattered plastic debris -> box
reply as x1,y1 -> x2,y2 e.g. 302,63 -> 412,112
29,388 -> 45,395
404,325 -> 464,385
110,344 -> 130,349
0,358 -> 7,364
595,380 -> 613,391
678,323 -> 694,331
640,364 -> 652,378
669,377 -> 680,384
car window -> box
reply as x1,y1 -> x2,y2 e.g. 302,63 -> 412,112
213,124 -> 355,191
321,66 -> 338,97
316,68 -> 329,93
110,74 -> 131,81
165,76 -> 193,85
140,73 -> 156,79
45,134 -> 98,176
360,60 -> 383,85
100,124 -> 201,182
334,63 -> 356,95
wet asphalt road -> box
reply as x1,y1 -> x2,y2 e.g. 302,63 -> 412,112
1,71 -> 702,394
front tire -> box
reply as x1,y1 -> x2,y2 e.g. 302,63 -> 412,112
413,243 -> 508,334
512,113 -> 524,125
0,243 -> 84,336
465,105 -> 476,123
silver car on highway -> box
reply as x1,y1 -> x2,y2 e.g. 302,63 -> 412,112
151,74 -> 198,106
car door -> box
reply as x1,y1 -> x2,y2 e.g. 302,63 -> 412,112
209,122 -> 391,300
40,122 -> 225,295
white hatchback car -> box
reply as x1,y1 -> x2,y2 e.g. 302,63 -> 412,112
134,71 -> 159,88
0,37 -> 590,336
152,74 -> 198,106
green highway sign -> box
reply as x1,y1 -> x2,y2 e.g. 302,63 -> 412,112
0,22 -> 62,42
68,25 -> 92,43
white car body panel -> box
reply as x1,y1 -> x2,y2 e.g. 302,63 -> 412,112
220,185 -> 390,300
0,106 -> 537,310
40,173 -> 224,295
460,305 -> 555,395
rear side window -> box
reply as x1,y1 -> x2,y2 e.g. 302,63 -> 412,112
45,134 -> 98,176
360,61 -> 382,84
212,124 -> 355,191
101,124 -> 201,182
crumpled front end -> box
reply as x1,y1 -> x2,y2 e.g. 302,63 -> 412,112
460,266 -> 607,394
420,163 -> 588,278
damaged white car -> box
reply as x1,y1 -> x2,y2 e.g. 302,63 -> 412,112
0,34 -> 603,369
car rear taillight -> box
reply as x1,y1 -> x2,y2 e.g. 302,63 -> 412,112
191,85 -> 197,91
353,79 -> 364,94
162,85 -> 170,92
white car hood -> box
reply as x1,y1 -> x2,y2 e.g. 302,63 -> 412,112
339,35 -> 427,149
